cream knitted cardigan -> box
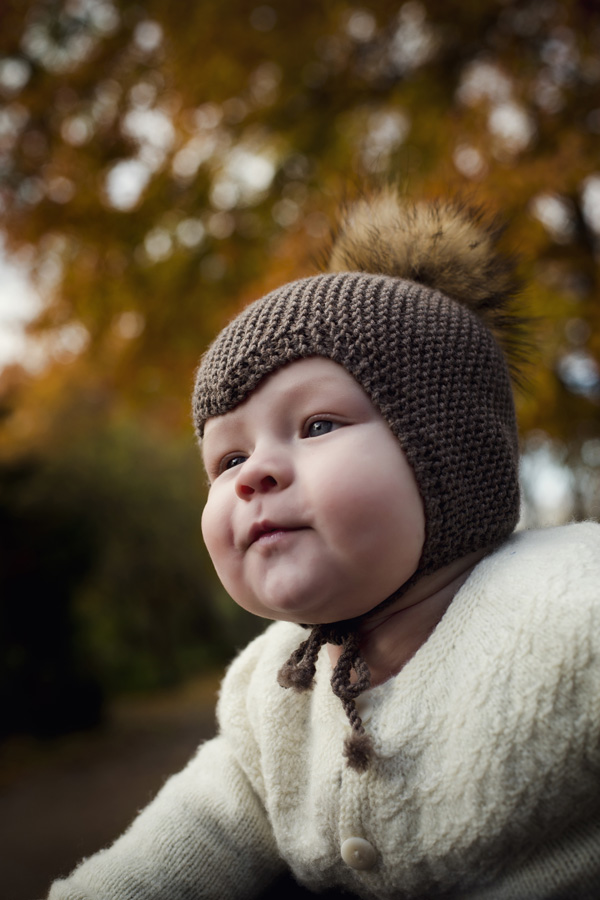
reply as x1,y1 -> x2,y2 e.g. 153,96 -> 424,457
49,523 -> 600,900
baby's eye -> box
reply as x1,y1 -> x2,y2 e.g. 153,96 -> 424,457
306,419 -> 337,438
223,455 -> 247,471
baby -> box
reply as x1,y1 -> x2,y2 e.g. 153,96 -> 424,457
49,191 -> 600,899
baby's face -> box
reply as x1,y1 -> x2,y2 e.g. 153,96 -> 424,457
201,357 -> 425,625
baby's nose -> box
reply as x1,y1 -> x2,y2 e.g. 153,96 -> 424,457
237,474 -> 277,496
234,448 -> 292,498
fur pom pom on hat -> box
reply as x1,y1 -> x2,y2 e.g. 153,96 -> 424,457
328,194 -> 516,304
327,193 -> 526,379
193,188 -> 524,769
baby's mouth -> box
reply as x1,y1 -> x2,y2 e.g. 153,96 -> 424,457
247,521 -> 304,547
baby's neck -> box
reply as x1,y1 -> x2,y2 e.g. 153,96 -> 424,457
327,548 -> 489,687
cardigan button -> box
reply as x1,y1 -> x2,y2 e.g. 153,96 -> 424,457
341,837 -> 377,870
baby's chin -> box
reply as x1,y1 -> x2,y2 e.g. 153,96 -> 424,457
231,591 -> 386,627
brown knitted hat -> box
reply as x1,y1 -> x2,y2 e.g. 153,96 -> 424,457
193,191 -> 523,770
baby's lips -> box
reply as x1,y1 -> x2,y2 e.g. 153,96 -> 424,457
246,519 -> 307,548
247,519 -> 288,547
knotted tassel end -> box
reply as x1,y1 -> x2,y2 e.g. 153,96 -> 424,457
277,660 -> 315,692
343,731 -> 374,773
277,627 -> 326,692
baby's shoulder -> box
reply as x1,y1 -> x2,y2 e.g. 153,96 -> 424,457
511,519 -> 600,553
217,621 -> 304,716
476,521 -> 600,636
222,620 -> 305,680
493,521 -> 600,584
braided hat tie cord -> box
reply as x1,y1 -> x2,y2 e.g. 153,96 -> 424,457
277,624 -> 374,772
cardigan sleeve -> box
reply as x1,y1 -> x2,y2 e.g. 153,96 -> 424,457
46,625 -> 298,900
47,733 -> 284,900
46,623 -> 298,900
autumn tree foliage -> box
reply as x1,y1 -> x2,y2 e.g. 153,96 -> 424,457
0,0 -> 599,732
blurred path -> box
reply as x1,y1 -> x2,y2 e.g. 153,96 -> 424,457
0,673 -> 220,900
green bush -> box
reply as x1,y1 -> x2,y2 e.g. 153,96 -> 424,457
0,413 -> 261,738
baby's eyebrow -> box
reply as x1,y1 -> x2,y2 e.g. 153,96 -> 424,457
201,417 -> 244,473
199,434 -> 217,470
201,449 -> 220,486
202,418 -> 235,454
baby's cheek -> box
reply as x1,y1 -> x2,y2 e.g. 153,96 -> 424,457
201,501 -> 245,600
201,497 -> 227,564
200,502 -> 214,552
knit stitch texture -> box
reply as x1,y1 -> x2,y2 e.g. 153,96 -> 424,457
49,523 -> 600,900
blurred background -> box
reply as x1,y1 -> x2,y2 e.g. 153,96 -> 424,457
0,0 -> 599,896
